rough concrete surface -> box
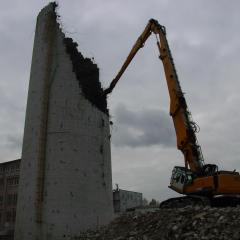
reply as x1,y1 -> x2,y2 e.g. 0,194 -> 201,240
15,2 -> 113,240
77,207 -> 240,240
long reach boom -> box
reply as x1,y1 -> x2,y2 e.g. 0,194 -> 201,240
104,19 -> 204,174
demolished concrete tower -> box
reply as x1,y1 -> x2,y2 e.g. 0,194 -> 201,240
15,3 -> 113,240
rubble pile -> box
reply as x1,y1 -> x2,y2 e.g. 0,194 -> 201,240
76,207 -> 240,240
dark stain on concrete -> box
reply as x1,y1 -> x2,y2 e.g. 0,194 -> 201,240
63,37 -> 108,114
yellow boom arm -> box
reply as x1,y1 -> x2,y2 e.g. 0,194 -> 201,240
104,19 -> 205,173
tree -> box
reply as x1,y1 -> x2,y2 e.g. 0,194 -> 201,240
142,198 -> 148,206
149,199 -> 158,206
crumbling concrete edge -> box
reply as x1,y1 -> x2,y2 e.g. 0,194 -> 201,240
48,2 -> 108,115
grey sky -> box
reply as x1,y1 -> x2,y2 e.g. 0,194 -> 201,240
112,104 -> 175,148
1,0 -> 240,201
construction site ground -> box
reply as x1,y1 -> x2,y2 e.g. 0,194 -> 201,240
76,206 -> 240,240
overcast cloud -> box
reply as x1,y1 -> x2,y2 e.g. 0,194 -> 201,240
1,0 -> 240,201
112,104 -> 175,148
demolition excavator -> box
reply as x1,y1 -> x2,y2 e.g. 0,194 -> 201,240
104,19 -> 240,207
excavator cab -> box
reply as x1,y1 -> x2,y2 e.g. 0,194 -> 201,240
170,166 -> 193,193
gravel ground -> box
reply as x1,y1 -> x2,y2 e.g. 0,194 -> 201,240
74,206 -> 240,240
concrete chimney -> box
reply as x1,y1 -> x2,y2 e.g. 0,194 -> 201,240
15,3 -> 113,240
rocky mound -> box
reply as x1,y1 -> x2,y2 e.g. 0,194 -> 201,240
77,207 -> 240,240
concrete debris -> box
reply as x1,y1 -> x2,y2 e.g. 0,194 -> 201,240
75,207 -> 240,239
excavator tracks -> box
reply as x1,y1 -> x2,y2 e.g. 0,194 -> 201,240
160,196 -> 210,209
160,195 -> 240,208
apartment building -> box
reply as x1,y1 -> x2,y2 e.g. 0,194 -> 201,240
0,159 -> 20,235
113,186 -> 143,213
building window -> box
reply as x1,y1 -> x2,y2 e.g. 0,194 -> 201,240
7,176 -> 19,186
0,178 -> 4,187
7,177 -> 13,186
12,209 -> 16,222
6,212 -> 11,222
7,178 -> 12,185
7,194 -> 13,206
13,194 -> 17,204
16,163 -> 20,170
14,177 -> 19,185
4,209 -> 16,223
6,193 -> 17,206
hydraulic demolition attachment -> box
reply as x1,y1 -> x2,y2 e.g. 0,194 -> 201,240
105,19 -> 240,207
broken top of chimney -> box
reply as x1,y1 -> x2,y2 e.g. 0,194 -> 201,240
42,2 -> 109,114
